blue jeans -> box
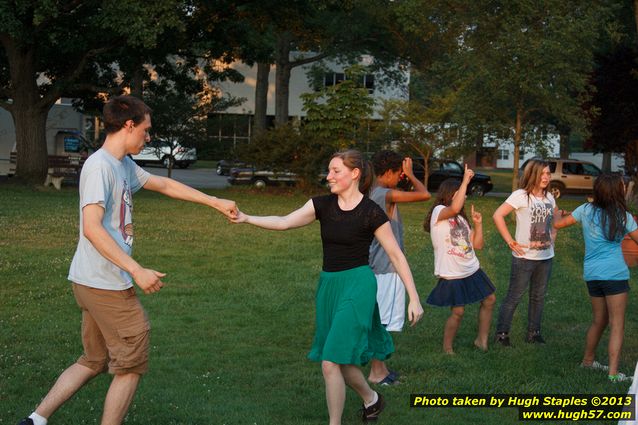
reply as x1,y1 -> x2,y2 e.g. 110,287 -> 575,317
496,256 -> 553,334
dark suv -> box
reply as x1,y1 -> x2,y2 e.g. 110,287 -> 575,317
401,158 -> 494,196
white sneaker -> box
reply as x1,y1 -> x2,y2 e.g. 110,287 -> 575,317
581,360 -> 609,372
608,373 -> 632,383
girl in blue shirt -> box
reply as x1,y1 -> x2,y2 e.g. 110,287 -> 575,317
554,173 -> 638,382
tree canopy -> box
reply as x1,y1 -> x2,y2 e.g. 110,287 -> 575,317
0,1 -> 185,182
420,0 -> 613,188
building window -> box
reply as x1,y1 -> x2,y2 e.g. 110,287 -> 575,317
497,149 -> 509,160
323,72 -> 375,93
207,113 -> 253,157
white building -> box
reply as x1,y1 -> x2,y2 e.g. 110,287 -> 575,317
216,57 -> 408,119
208,56 -> 409,152
486,135 -> 624,171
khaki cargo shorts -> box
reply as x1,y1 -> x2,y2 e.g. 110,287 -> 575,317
72,283 -> 150,375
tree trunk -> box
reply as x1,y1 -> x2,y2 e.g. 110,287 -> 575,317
512,107 -> 523,191
130,67 -> 145,99
472,130 -> 484,167
422,151 -> 431,189
275,33 -> 292,127
602,152 -> 612,172
626,140 -> 638,177
5,43 -> 52,183
12,106 -> 49,184
409,143 -> 431,189
559,131 -> 570,159
626,140 -> 638,206
253,62 -> 271,135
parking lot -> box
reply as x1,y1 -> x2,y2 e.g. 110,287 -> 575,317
142,165 -> 593,202
143,166 -> 229,189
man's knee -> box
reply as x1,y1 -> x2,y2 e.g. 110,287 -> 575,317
77,357 -> 109,376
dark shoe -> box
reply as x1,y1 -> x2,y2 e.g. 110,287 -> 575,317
495,332 -> 512,347
18,419 -> 34,425
526,331 -> 546,344
360,392 -> 385,422
378,370 -> 400,386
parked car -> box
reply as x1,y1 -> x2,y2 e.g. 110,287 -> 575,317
131,140 -> 197,168
402,158 -> 494,196
227,165 -> 328,188
228,166 -> 300,188
216,159 -> 247,176
519,158 -> 602,199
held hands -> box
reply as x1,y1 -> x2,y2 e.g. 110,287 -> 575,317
470,204 -> 482,225
132,268 -> 165,295
555,207 -> 571,218
230,209 -> 249,224
215,198 -> 238,220
463,164 -> 474,185
407,299 -> 424,327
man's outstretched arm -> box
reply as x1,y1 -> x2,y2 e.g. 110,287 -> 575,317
143,175 -> 237,219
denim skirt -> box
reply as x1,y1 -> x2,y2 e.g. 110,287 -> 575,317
426,268 -> 496,307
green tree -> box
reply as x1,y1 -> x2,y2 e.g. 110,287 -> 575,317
143,64 -> 244,177
237,123 -> 327,188
239,65 -> 375,187
0,1 -> 184,183
301,65 -> 374,151
401,0 -> 612,190
585,0 -> 638,176
231,0 -> 415,128
588,45 -> 638,175
377,98 -> 462,188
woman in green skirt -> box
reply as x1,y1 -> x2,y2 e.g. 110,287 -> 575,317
232,149 -> 424,424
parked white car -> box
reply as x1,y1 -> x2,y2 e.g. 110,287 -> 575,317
131,140 -> 197,168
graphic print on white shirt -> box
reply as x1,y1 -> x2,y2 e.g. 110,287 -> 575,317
431,205 -> 480,279
529,200 -> 553,250
505,189 -> 556,260
119,180 -> 134,247
448,217 -> 474,259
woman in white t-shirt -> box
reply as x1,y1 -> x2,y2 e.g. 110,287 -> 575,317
492,159 -> 556,347
425,166 -> 497,354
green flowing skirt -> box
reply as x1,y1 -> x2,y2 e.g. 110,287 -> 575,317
308,265 -> 394,365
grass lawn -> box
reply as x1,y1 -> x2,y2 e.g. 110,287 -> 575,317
476,167 -> 516,193
1,184 -> 636,424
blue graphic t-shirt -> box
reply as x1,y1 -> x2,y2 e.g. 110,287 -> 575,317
68,149 -> 150,290
572,203 -> 637,281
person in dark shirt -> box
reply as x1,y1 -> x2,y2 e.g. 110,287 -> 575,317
232,149 -> 424,424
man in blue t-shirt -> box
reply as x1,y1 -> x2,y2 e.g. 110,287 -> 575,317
18,96 -> 237,425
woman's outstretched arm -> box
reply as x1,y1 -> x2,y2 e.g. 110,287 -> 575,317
232,199 -> 316,230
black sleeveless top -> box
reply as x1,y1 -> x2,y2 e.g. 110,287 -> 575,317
312,194 -> 389,272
